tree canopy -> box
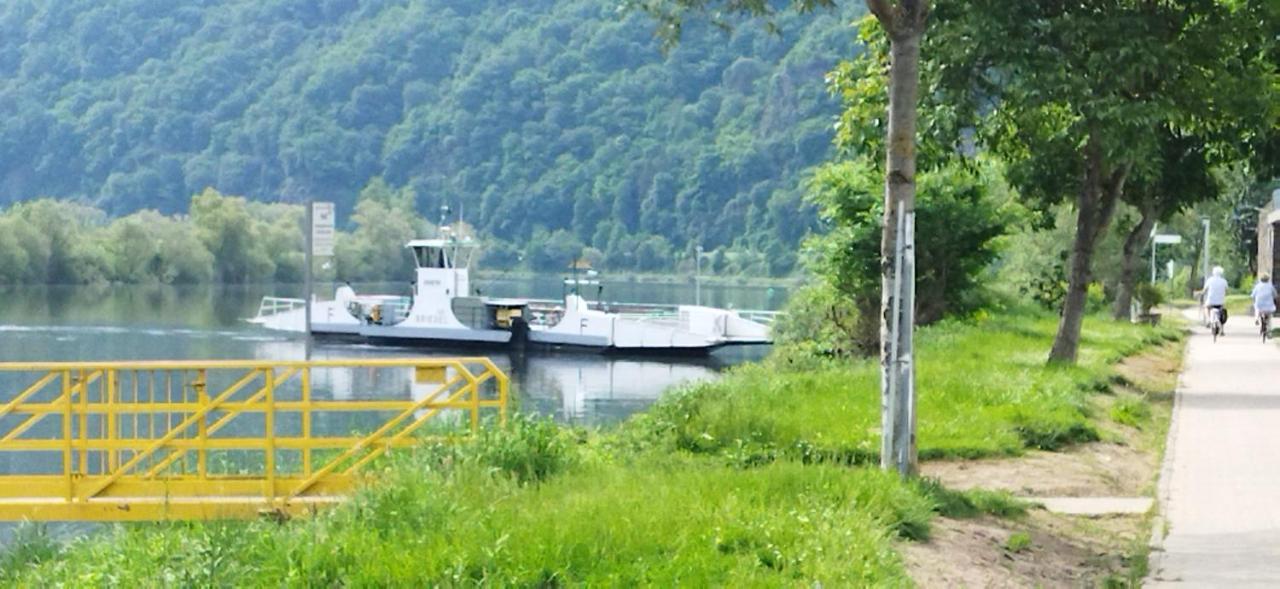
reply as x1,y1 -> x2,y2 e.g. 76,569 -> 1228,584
924,0 -> 1280,362
0,0 -> 870,276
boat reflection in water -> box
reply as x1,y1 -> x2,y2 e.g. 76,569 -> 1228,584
251,339 -> 765,425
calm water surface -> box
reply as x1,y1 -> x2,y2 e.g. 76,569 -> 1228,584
0,279 -> 787,425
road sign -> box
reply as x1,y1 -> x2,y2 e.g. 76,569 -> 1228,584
311,202 -> 335,257
1153,234 -> 1182,245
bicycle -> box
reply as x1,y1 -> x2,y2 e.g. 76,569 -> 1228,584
1209,307 -> 1223,342
1261,311 -> 1272,343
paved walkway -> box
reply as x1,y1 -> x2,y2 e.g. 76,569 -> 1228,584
1149,312 -> 1280,587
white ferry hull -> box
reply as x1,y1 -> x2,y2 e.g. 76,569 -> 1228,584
248,236 -> 773,355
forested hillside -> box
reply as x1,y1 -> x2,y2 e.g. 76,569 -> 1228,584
0,0 -> 861,276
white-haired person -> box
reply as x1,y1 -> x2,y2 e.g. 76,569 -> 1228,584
1203,266 -> 1230,331
1252,273 -> 1278,326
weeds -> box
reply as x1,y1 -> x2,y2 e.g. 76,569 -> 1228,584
1004,531 -> 1032,553
0,523 -> 60,582
915,478 -> 1029,519
1111,396 -> 1153,428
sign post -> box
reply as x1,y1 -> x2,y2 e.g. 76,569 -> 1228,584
1151,230 -> 1181,282
306,202 -> 336,360
311,202 -> 336,257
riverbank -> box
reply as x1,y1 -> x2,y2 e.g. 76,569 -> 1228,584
1,305 -> 1184,585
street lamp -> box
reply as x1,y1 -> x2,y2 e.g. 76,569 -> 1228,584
1201,217 -> 1210,282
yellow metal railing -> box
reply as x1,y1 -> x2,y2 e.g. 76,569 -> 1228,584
0,358 -> 507,521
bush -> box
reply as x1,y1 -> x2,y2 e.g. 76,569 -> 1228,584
803,159 -> 1012,355
465,414 -> 578,484
1086,282 -> 1108,313
769,282 -> 865,356
409,414 -> 578,485
1005,532 -> 1032,553
1134,283 -> 1164,314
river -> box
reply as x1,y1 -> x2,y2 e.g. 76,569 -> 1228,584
0,279 -> 787,425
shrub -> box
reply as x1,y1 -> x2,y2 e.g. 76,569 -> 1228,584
803,159 -> 1012,355
1134,283 -> 1164,314
1005,531 -> 1032,553
464,414 -> 579,484
770,282 -> 864,357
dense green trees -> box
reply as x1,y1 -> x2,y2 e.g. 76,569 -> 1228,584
0,0 -> 861,276
925,0 -> 1279,363
0,188 -> 413,285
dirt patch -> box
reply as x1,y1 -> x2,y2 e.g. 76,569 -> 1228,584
921,441 -> 1155,498
905,339 -> 1185,587
1115,341 -> 1183,396
903,511 -> 1142,588
921,341 -> 1184,497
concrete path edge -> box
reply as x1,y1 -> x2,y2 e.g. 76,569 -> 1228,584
1144,311 -> 1195,583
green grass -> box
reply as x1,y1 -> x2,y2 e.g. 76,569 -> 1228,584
915,478 -> 1030,519
628,307 -> 1181,464
2,306 -> 1181,586
6,451 -> 928,586
1110,396 -> 1154,428
1004,531 -> 1032,554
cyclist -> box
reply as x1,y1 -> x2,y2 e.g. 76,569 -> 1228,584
1252,273 -> 1277,328
1203,266 -> 1229,332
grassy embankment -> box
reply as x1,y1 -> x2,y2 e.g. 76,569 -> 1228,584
2,306 -> 1180,586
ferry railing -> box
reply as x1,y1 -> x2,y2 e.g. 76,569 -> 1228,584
0,358 -> 507,521
255,296 -> 307,319
737,310 -> 782,324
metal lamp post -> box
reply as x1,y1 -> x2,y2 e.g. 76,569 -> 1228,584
1202,218 -> 1210,282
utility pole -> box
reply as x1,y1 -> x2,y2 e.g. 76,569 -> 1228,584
304,199 -> 313,361
695,245 -> 703,306
882,201 -> 916,476
1202,218 -> 1210,281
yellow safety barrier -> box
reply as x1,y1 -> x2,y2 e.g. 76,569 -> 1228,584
0,358 -> 507,521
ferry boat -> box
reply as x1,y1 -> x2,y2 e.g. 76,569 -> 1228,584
249,234 -> 775,355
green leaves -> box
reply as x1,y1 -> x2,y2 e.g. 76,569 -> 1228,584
1,0 -> 864,277
924,0 -> 1279,207
797,158 -> 1012,352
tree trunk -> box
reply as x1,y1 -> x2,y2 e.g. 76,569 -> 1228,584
1111,206 -> 1157,320
868,0 -> 930,477
1049,138 -> 1128,364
